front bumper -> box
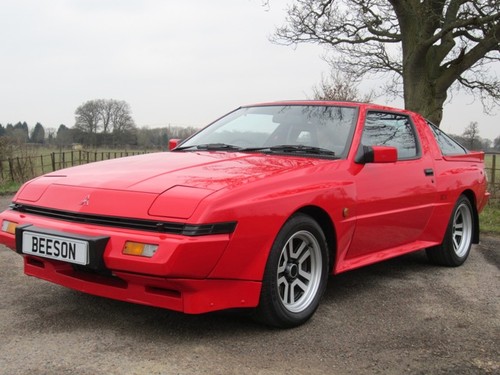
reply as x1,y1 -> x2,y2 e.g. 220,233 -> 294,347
22,255 -> 261,313
0,209 -> 262,313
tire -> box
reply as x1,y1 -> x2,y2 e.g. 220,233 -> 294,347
426,195 -> 474,267
255,213 -> 329,328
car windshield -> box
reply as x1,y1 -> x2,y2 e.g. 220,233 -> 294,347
176,105 -> 359,158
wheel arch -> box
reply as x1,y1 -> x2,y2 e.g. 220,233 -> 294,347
461,189 -> 479,244
296,205 -> 337,273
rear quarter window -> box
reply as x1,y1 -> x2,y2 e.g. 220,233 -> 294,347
427,121 -> 468,155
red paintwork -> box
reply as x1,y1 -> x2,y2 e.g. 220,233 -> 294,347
0,102 -> 489,314
371,146 -> 398,163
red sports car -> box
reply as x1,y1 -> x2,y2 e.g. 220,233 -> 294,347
0,102 -> 489,327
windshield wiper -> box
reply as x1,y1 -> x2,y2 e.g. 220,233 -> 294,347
241,145 -> 336,156
174,143 -> 336,157
174,143 -> 242,152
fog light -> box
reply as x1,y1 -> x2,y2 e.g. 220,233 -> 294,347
123,241 -> 158,257
1,220 -> 18,234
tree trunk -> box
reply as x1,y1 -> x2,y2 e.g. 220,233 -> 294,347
395,0 -> 448,126
404,71 -> 447,125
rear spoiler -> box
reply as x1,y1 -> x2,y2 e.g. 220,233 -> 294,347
443,151 -> 484,163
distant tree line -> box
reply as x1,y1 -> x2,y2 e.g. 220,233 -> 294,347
0,99 -> 200,154
450,121 -> 500,152
0,121 -> 198,151
2,118 -> 497,153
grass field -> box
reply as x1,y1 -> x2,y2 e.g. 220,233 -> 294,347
0,181 -> 20,195
480,199 -> 500,235
0,147 -> 153,186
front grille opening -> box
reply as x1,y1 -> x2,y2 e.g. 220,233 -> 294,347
10,204 -> 236,236
27,256 -> 45,268
11,203 -> 184,234
63,266 -> 128,288
73,264 -> 113,277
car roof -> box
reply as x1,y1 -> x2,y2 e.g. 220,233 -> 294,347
242,100 -> 416,116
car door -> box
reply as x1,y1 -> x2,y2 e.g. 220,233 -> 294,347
346,110 -> 437,260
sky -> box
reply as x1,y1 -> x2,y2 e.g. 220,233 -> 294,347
1,0 -> 499,141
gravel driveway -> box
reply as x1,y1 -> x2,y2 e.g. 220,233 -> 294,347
0,195 -> 498,375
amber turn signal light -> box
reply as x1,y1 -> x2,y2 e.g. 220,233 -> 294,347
122,241 -> 158,258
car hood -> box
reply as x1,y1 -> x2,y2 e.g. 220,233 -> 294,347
14,152 -> 332,219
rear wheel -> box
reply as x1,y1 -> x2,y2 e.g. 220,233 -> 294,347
255,213 -> 329,328
426,195 -> 474,267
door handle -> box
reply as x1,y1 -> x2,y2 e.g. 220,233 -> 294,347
424,168 -> 434,176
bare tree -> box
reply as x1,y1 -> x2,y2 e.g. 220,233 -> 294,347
110,100 -> 135,133
312,71 -> 375,102
494,135 -> 500,150
96,99 -> 135,133
74,99 -> 136,146
462,121 -> 480,149
74,100 -> 102,135
272,0 -> 500,125
99,99 -> 114,133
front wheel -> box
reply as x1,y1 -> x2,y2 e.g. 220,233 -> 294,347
426,195 -> 474,267
255,213 -> 329,328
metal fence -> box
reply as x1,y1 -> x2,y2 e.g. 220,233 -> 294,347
0,150 -> 148,184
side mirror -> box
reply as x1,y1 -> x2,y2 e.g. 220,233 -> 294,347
355,145 -> 398,164
168,139 -> 181,151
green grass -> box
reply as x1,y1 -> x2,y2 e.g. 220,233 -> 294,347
0,148 -> 153,192
485,153 -> 493,167
0,181 -> 21,195
480,199 -> 500,235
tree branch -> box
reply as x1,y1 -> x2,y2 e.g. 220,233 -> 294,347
439,21 -> 500,89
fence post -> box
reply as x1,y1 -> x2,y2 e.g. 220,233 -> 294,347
29,156 -> 34,177
8,158 -> 14,181
492,155 -> 496,195
16,157 -> 22,181
51,153 -> 56,171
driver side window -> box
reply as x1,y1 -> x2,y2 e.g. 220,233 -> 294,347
361,112 -> 419,160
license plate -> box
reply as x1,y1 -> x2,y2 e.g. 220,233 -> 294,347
22,231 -> 89,265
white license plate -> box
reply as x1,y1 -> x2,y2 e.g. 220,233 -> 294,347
22,231 -> 89,265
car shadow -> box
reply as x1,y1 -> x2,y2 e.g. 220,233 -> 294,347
322,250 -> 432,303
